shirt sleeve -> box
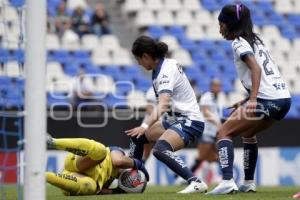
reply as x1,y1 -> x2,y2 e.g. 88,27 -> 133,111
156,64 -> 177,95
232,38 -> 254,60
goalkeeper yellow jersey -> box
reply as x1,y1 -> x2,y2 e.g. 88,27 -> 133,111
64,147 -> 120,190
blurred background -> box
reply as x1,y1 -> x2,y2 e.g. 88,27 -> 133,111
0,0 -> 299,187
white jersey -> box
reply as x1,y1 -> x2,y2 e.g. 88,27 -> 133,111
152,58 -> 203,122
232,37 -> 290,100
200,92 -> 221,137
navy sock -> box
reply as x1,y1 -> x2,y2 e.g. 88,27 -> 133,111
128,135 -> 148,160
217,139 -> 234,180
153,140 -> 200,184
243,143 -> 258,180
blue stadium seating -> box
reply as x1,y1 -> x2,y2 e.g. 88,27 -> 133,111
148,26 -> 166,39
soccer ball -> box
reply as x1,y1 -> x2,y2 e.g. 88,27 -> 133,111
118,169 -> 147,193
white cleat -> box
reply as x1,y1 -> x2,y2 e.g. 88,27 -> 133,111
206,179 -> 238,195
239,181 -> 256,192
177,181 -> 208,194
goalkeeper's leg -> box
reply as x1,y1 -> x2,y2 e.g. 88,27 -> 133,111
47,136 -> 107,171
46,171 -> 97,196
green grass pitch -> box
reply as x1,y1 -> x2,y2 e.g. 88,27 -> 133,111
2,185 -> 299,200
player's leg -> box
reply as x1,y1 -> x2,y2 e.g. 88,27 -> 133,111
47,136 -> 108,171
239,120 -> 274,192
152,127 -> 208,194
207,106 -> 269,195
190,144 -> 203,175
46,170 -> 97,196
128,121 -> 165,160
142,143 -> 153,162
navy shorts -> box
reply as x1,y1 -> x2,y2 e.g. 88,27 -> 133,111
162,114 -> 205,146
109,146 -> 126,155
255,98 -> 291,120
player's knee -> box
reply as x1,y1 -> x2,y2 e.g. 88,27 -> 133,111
242,136 -> 257,143
89,141 -> 107,161
216,129 -> 230,140
152,140 -> 173,158
78,177 -> 97,195
112,155 -> 126,168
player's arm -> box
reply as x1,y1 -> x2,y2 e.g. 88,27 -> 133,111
98,187 -> 126,195
243,54 -> 261,101
242,54 -> 261,114
126,93 -> 170,139
201,105 -> 221,128
144,93 -> 170,127
111,152 -> 149,180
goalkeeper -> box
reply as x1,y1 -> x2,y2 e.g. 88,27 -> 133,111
46,135 -> 149,195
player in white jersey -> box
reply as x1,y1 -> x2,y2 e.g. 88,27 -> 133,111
126,35 -> 208,194
189,79 -> 221,184
207,4 -> 291,195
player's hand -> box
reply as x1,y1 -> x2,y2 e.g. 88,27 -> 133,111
133,159 -> 150,181
125,127 -> 146,139
246,99 -> 257,117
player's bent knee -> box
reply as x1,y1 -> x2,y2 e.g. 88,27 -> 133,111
78,177 -> 97,195
112,155 -> 126,168
242,136 -> 257,143
152,140 -> 173,159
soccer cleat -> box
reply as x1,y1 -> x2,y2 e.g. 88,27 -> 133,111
206,179 -> 238,195
177,181 -> 208,194
239,181 -> 256,192
293,192 -> 300,199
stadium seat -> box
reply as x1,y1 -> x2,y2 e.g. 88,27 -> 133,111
144,0 -> 162,11
122,0 -> 144,14
164,0 -> 181,12
167,26 -> 186,39
186,24 -> 206,40
0,48 -> 10,62
274,0 -> 294,14
179,37 -> 198,52
100,35 -> 121,52
148,26 -> 166,39
194,11 -> 213,26
160,35 -> 180,51
112,48 -> 132,65
81,34 -> 100,50
175,10 -> 194,26
92,48 -> 112,65
156,10 -> 175,27
172,49 -> 193,66
3,61 -> 22,77
61,30 -> 80,50
182,0 -> 202,12
3,7 -> 18,22
46,34 -> 61,50
66,0 -> 88,10
135,10 -> 156,28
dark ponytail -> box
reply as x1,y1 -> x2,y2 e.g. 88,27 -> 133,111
218,4 -> 263,50
132,35 -> 168,59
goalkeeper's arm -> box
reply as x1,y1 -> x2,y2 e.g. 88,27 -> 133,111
97,187 -> 126,195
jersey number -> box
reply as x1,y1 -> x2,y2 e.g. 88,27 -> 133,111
259,50 -> 274,76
